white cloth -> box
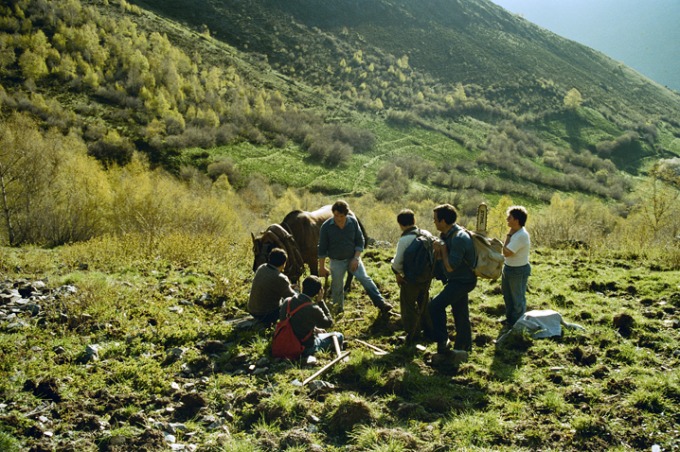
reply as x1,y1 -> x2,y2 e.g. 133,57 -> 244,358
498,309 -> 585,345
505,227 -> 530,267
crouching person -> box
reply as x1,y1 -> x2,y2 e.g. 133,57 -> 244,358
280,275 -> 344,357
248,247 -> 296,326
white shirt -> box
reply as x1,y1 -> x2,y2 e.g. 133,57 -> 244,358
391,232 -> 417,276
505,227 -> 530,267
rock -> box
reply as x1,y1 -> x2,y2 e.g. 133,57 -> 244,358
256,357 -> 270,367
308,380 -> 335,397
201,340 -> 227,354
252,367 -> 268,375
164,348 -> 184,365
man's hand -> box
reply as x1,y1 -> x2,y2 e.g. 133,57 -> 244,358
349,257 -> 360,273
395,273 -> 405,286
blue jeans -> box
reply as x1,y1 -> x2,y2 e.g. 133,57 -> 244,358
329,258 -> 385,309
429,280 -> 476,352
303,332 -> 344,356
502,264 -> 531,325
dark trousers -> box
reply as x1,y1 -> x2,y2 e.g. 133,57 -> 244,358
429,280 -> 476,351
252,309 -> 279,327
400,281 -> 433,340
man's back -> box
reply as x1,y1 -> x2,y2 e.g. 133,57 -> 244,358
248,264 -> 294,316
442,225 -> 476,283
279,294 -> 332,347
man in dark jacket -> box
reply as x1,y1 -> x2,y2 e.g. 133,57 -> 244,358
248,248 -> 296,325
429,204 -> 476,363
318,200 -> 393,314
279,275 -> 343,356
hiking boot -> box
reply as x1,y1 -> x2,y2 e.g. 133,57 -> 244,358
433,347 -> 468,367
378,301 -> 394,314
436,340 -> 451,355
449,349 -> 468,367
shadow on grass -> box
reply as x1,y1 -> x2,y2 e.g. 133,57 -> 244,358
490,327 -> 532,381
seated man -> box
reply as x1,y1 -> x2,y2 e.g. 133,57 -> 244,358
280,275 -> 343,357
247,247 -> 296,325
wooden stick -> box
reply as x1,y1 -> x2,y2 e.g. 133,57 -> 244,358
354,339 -> 388,355
302,351 -> 351,386
332,334 -> 342,358
332,334 -> 348,362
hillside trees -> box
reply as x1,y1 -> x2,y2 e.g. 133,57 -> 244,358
0,112 -> 110,246
0,0 -> 327,168
563,88 -> 583,109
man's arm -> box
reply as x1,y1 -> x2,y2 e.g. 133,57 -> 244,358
433,240 -> 454,272
314,301 -> 333,329
503,232 -> 517,257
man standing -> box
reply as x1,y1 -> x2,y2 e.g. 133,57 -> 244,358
248,248 -> 296,325
429,204 -> 476,360
391,209 -> 434,343
280,275 -> 343,357
318,200 -> 393,314
502,206 -> 531,326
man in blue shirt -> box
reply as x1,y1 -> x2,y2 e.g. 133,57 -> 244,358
429,204 -> 476,361
318,200 -> 393,314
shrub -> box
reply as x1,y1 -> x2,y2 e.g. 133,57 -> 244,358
207,158 -> 244,188
87,130 -> 135,167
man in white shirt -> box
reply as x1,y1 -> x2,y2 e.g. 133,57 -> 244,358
502,206 -> 531,326
391,209 -> 434,343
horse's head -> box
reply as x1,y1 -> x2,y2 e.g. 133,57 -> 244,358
251,231 -> 275,272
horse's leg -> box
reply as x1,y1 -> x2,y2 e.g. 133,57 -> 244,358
344,273 -> 353,293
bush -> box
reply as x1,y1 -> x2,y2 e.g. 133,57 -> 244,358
87,131 -> 135,167
207,158 -> 244,188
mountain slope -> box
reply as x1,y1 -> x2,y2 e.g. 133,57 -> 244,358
134,0 -> 680,122
1,0 -> 679,208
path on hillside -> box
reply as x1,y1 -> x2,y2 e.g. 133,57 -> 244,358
347,134 -> 423,194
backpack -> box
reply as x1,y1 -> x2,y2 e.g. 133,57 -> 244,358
271,299 -> 313,360
464,229 -> 504,280
403,228 -> 437,284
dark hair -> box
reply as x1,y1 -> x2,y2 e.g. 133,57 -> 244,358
331,200 -> 350,215
507,206 -> 528,226
433,204 -> 458,225
302,275 -> 323,297
268,247 -> 287,267
397,209 -> 415,227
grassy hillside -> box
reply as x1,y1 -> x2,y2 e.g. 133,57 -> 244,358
1,234 -> 679,451
1,0 -> 679,221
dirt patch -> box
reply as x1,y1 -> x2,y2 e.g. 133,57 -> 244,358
613,313 -> 635,337
324,398 -> 375,436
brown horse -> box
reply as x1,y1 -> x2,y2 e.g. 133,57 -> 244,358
251,205 -> 367,289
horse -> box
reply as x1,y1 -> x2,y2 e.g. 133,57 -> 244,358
251,205 -> 368,290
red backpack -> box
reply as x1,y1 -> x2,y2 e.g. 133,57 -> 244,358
271,299 -> 313,360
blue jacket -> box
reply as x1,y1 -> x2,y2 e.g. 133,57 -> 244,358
318,215 -> 364,261
441,224 -> 476,283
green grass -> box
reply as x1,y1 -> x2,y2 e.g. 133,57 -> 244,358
1,217 -> 680,450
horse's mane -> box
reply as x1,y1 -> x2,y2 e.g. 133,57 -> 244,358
280,209 -> 304,233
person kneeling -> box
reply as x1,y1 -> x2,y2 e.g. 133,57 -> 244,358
280,275 -> 343,357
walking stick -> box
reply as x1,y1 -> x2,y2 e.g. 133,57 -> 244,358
302,351 -> 351,386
